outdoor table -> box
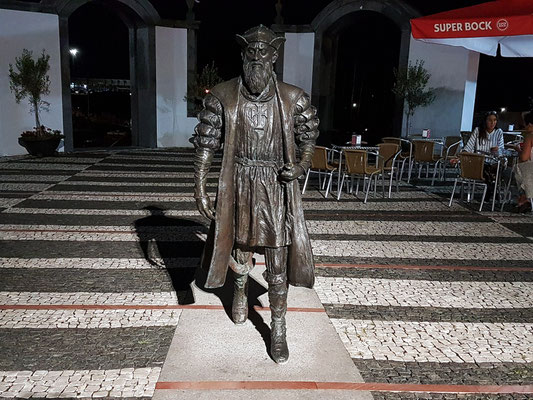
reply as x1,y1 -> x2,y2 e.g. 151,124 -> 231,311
408,136 -> 442,141
504,131 -> 523,139
407,137 -> 445,145
503,132 -> 525,146
332,144 -> 380,151
331,144 -> 380,193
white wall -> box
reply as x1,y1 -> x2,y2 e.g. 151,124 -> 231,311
155,26 -> 197,148
282,32 -> 314,96
405,36 -> 480,138
0,9 -> 63,156
460,51 -> 480,131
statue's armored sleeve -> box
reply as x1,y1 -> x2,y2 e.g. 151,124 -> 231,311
192,94 -> 223,202
192,94 -> 224,151
293,93 -> 319,171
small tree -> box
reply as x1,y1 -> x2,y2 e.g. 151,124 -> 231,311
9,49 -> 56,137
392,60 -> 435,136
185,61 -> 223,115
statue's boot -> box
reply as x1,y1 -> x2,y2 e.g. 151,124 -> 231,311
232,272 -> 249,325
265,272 -> 289,364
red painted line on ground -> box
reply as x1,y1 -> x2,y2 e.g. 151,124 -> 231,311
157,381 -> 317,390
0,304 -> 324,313
0,228 -> 138,234
36,193 -> 190,198
303,213 -> 481,217
315,263 -> 533,272
155,381 -> 533,393
0,192 -> 37,195
255,261 -> 533,271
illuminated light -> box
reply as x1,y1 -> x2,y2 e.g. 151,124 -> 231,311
352,103 -> 357,108
500,107 -> 506,113
364,128 -> 368,132
205,89 -> 210,94
69,48 -> 79,56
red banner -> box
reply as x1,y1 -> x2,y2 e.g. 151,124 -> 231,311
411,1 -> 533,39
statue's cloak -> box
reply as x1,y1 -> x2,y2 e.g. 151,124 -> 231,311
201,77 -> 315,289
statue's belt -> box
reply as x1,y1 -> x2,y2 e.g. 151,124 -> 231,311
235,156 -> 283,168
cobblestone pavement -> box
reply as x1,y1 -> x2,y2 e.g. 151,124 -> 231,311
1,149 -> 532,399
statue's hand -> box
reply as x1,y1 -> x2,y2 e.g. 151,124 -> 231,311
195,196 -> 215,220
279,163 -> 305,182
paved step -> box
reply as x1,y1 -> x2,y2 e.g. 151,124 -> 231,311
153,264 -> 372,400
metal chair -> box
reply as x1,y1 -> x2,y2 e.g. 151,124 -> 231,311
337,149 -> 384,203
383,137 -> 413,182
460,131 -> 472,147
302,146 -> 338,198
444,136 -> 462,153
436,137 -> 462,182
377,143 -> 401,198
412,140 -> 441,185
448,152 -> 487,212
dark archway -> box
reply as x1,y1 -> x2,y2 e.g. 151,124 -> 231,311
311,0 -> 420,143
49,0 -> 160,151
69,3 -> 132,148
329,11 -> 400,145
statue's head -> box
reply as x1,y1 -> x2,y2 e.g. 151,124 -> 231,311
236,25 -> 285,94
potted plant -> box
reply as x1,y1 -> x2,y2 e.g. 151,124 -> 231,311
9,49 -> 63,156
392,59 -> 436,137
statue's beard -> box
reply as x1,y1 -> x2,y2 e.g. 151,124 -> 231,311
243,61 -> 272,95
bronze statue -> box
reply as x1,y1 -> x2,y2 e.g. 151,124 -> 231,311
192,25 -> 319,364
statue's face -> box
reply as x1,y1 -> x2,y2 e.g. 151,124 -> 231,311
242,42 -> 278,95
243,42 -> 278,66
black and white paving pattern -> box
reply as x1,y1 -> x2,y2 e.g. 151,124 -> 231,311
1,149 -> 532,399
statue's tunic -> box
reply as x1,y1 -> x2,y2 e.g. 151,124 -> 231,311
235,86 -> 291,248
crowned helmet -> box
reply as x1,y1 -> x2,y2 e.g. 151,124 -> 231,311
236,24 -> 285,51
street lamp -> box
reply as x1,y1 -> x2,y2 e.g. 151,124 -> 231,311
69,48 -> 79,70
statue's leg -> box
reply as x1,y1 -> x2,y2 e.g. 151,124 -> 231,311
263,246 -> 289,364
231,247 -> 253,325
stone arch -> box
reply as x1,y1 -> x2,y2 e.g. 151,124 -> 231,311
311,0 -> 420,137
50,0 -> 160,25
48,0 -> 161,150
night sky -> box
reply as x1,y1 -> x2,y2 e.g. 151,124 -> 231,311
64,0 -> 532,128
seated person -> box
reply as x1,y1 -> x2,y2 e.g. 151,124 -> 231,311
463,111 -> 504,156
463,111 -> 505,188
512,111 -> 533,212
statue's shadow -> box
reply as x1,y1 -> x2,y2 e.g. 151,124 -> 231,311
134,206 -> 271,353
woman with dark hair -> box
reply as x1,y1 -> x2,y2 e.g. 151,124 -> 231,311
512,111 -> 533,212
463,111 -> 505,189
463,111 -> 504,155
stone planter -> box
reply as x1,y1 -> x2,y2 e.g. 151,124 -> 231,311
18,136 -> 62,157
